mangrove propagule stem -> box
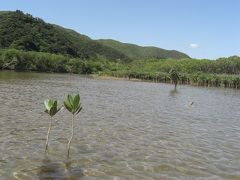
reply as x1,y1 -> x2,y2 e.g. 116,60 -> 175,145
45,117 -> 53,153
67,114 -> 74,158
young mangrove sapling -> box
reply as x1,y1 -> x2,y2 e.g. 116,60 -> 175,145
64,94 -> 82,158
44,99 -> 62,153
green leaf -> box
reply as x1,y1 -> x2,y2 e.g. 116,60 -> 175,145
53,100 -> 57,108
64,95 -> 73,113
44,100 -> 48,110
64,100 -> 72,113
75,106 -> 82,115
73,94 -> 80,110
64,94 -> 82,115
44,99 -> 51,111
44,99 -> 60,117
48,99 -> 54,106
67,94 -> 74,108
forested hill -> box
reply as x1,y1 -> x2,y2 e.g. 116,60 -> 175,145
0,10 -> 129,62
0,10 -> 189,61
97,39 -> 190,59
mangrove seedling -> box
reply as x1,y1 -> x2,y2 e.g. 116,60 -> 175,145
44,99 -> 62,153
64,94 -> 82,158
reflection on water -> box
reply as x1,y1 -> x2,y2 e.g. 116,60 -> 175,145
169,88 -> 178,97
38,156 -> 84,179
38,156 -> 64,179
0,71 -> 240,179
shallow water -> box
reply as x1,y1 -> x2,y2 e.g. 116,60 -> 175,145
0,71 -> 240,179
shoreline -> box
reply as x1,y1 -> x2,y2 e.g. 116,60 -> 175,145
91,74 -> 240,90
1,70 -> 240,89
91,74 -> 142,82
90,74 -> 162,84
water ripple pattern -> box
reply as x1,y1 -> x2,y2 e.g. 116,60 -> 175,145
0,71 -> 240,179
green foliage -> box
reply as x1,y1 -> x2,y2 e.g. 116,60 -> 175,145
0,49 -> 114,73
64,94 -> 82,115
169,68 -> 180,87
0,10 -> 129,62
97,39 -> 190,59
0,11 -> 192,62
0,48 -> 240,88
100,57 -> 240,89
44,99 -> 61,117
116,57 -> 240,75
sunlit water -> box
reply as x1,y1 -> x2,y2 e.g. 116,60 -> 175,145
0,71 -> 240,180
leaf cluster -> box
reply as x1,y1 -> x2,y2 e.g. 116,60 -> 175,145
44,99 -> 61,117
64,94 -> 82,115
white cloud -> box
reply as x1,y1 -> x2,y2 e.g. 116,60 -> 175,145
189,43 -> 199,49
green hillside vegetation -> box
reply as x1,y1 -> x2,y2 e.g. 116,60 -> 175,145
0,10 -> 129,62
0,11 -> 10,14
97,39 -> 190,59
0,10 -> 189,61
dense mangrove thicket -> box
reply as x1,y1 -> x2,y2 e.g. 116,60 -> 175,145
101,57 -> 240,89
0,49 -> 117,74
102,70 -> 240,89
0,49 -> 240,89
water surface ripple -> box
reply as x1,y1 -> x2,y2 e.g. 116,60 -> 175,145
0,71 -> 240,179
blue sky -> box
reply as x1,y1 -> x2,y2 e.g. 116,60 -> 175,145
1,0 -> 240,59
